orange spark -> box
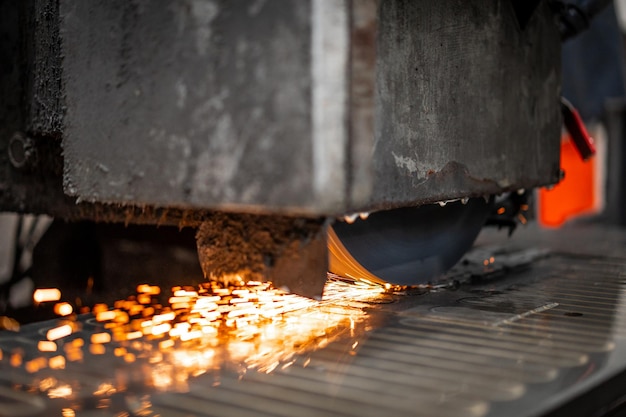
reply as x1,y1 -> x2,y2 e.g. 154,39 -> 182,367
33,288 -> 61,303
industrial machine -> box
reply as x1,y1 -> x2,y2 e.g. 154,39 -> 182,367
0,0 -> 606,299
6,3 -> 626,417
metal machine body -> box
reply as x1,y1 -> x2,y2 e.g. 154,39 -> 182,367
0,0 -> 562,297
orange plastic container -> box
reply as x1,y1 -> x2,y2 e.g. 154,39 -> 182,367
538,136 -> 598,227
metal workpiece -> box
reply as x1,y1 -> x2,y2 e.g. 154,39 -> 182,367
41,0 -> 558,216
59,0 -> 315,211
1,0 -> 563,280
2,226 -> 626,417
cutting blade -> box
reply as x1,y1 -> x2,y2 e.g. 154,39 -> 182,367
329,198 -> 492,285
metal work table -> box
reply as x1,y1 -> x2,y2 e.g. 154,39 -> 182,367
1,224 -> 626,417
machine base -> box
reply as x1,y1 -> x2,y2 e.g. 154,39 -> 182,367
1,224 -> 626,417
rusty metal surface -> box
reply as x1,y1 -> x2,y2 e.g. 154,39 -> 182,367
53,0 -> 560,217
60,0 -> 317,212
372,0 -> 562,208
23,0 -> 63,137
195,214 -> 328,299
0,0 -> 198,226
2,1 -> 561,220
2,225 -> 626,417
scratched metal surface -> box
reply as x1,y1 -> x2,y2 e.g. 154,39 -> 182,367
1,225 -> 626,417
56,0 -> 560,215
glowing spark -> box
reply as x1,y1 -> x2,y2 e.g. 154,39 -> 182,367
168,327 -> 186,338
0,316 -> 20,331
49,355 -> 66,369
39,377 -> 57,391
153,312 -> 176,324
230,298 -> 252,305
196,296 -> 220,304
160,340 -> 175,350
66,351 -> 83,362
25,357 -> 47,373
94,382 -> 116,396
38,341 -> 57,352
174,290 -> 198,297
126,331 -> 143,340
91,333 -> 111,344
62,408 -> 75,417
137,284 -> 161,295
93,304 -> 108,314
151,323 -> 172,336
90,344 -> 106,355
138,294 -> 152,304
22,275 -> 384,394
179,330 -> 203,342
71,338 -> 84,347
53,302 -> 73,316
343,213 -> 358,223
114,312 -> 129,323
48,384 -> 72,399
33,288 -> 61,303
46,324 -> 72,341
169,296 -> 192,304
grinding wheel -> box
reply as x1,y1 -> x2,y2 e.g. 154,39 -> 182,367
329,198 -> 492,286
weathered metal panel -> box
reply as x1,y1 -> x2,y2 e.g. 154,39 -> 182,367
56,0 -> 560,217
370,0 -> 561,209
60,0 -> 323,213
23,0 -> 64,137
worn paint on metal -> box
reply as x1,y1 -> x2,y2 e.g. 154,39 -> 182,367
372,0 -> 561,209
4,0 -> 561,219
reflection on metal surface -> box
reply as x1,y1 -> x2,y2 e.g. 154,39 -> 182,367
0,276 -> 388,416
1,250 -> 626,416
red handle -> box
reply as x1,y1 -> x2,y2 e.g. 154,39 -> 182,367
561,97 -> 596,161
